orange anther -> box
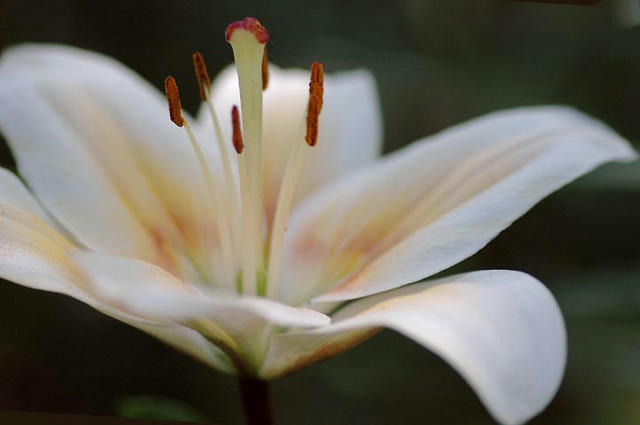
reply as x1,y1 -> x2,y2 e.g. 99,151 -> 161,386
305,62 -> 324,146
164,76 -> 184,127
231,105 -> 244,154
192,52 -> 212,101
262,47 -> 269,91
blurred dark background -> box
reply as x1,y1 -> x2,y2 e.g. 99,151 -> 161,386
1,0 -> 640,424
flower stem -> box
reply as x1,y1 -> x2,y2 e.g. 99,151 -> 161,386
238,377 -> 274,425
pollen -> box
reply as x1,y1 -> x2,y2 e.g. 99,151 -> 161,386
262,47 -> 269,91
164,76 -> 184,127
225,17 -> 270,44
231,105 -> 244,154
192,52 -> 212,101
305,62 -> 324,146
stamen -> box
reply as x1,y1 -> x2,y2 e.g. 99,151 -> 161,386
164,76 -> 184,127
164,76 -> 235,289
266,62 -> 325,299
231,105 -> 244,154
192,52 -> 211,101
262,47 -> 269,91
305,62 -> 324,146
193,52 -> 244,275
232,105 -> 251,294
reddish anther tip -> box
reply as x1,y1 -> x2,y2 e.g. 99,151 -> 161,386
231,105 -> 244,154
192,52 -> 211,101
261,47 -> 269,91
164,76 -> 184,127
305,62 -> 324,146
225,17 -> 269,44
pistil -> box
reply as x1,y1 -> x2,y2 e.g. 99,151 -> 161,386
226,17 -> 270,295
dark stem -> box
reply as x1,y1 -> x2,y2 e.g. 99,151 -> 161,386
238,377 -> 274,425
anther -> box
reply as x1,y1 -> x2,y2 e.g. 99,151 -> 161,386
164,76 -> 184,127
225,17 -> 270,44
231,105 -> 244,154
192,52 -> 211,101
261,47 -> 269,90
305,62 -> 324,146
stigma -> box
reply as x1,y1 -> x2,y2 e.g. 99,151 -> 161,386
162,17 -> 324,299
225,17 -> 270,44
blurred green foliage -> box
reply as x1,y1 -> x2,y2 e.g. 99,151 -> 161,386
0,0 -> 639,424
116,395 -> 208,422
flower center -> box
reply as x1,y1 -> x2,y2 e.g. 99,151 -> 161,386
163,17 -> 324,300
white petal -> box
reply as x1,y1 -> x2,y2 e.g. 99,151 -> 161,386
73,251 -> 329,329
73,251 -> 329,370
0,201 -> 230,371
0,202 -> 79,294
0,78 -> 155,257
281,106 -> 636,304
0,44 -> 213,272
0,167 -> 56,226
200,64 -> 382,220
103,312 -> 234,373
261,270 -> 566,425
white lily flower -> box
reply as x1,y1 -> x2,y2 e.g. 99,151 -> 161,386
0,17 -> 635,425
